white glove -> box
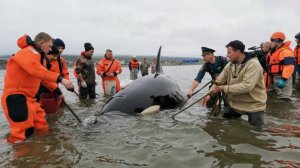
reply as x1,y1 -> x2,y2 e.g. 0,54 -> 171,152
81,81 -> 87,88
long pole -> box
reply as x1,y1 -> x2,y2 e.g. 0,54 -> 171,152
172,92 -> 211,120
62,100 -> 82,123
179,80 -> 212,110
72,90 -> 89,107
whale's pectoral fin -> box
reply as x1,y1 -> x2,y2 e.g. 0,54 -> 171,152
141,105 -> 161,115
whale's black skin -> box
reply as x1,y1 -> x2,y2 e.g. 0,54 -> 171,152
101,47 -> 186,115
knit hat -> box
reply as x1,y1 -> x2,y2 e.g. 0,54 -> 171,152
226,40 -> 245,52
53,38 -> 65,49
84,42 -> 94,51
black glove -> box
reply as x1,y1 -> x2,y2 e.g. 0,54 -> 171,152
113,72 -> 118,76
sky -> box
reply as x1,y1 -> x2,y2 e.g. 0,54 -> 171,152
0,0 -> 299,57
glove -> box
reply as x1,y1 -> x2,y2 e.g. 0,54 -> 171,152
277,78 -> 286,89
81,81 -> 87,88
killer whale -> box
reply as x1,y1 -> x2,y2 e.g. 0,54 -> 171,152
100,46 -> 186,115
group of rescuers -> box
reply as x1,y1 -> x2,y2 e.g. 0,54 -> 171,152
1,31 -> 300,143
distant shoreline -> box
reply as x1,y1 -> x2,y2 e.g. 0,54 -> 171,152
0,55 -> 202,69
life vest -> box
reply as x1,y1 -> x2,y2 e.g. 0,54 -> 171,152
266,41 -> 294,79
294,45 -> 300,65
130,60 -> 139,69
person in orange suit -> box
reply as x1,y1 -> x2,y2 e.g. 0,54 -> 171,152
52,38 -> 69,80
1,32 -> 74,143
266,32 -> 295,100
96,49 -> 122,95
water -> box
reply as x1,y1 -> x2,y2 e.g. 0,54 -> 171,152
0,65 -> 300,168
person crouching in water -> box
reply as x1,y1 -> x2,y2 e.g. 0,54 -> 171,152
129,55 -> 139,80
202,40 -> 267,128
1,33 -> 73,143
96,49 -> 122,95
188,47 -> 228,108
75,43 -> 96,99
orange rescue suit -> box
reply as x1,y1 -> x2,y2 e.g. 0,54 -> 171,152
1,35 -> 61,143
50,57 -> 70,80
96,57 -> 122,93
266,41 -> 295,79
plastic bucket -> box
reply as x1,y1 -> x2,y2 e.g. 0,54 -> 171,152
104,80 -> 116,95
40,93 -> 62,114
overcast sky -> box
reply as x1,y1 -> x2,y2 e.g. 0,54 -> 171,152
1,0 -> 299,57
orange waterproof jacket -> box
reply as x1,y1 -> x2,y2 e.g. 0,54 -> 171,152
2,36 -> 60,98
294,45 -> 300,65
96,57 -> 122,79
266,41 -> 295,79
50,57 -> 70,80
41,56 -> 69,92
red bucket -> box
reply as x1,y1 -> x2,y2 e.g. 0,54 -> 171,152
40,93 -> 62,114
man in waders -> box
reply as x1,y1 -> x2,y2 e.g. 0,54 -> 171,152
188,47 -> 228,108
96,49 -> 122,95
202,40 -> 267,128
75,43 -> 96,99
265,32 -> 294,100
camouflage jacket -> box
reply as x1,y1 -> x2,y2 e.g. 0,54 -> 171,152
75,53 -> 96,85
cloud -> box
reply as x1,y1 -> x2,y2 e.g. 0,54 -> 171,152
0,0 -> 299,56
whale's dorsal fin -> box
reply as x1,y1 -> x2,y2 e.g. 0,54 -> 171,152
155,46 -> 164,74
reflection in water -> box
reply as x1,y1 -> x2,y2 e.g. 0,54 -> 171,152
3,112 -> 82,168
201,119 -> 276,167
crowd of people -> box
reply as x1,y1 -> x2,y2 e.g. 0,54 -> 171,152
190,31 -> 300,128
1,31 -> 300,143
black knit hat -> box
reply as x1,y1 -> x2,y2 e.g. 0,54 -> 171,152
48,45 -> 59,55
53,38 -> 65,49
84,42 -> 94,51
226,40 -> 245,52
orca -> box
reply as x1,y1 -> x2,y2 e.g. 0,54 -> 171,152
100,46 -> 186,115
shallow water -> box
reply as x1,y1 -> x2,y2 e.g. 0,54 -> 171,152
0,65 -> 300,168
